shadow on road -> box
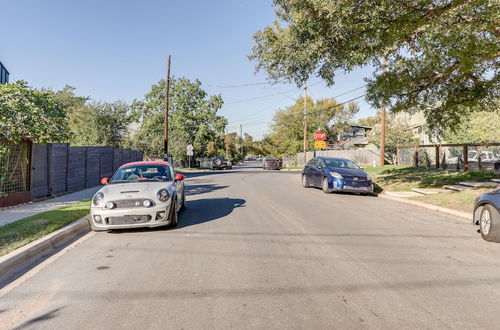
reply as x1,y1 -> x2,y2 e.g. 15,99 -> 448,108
12,307 -> 64,330
178,198 -> 246,229
184,183 -> 228,196
106,198 -> 245,234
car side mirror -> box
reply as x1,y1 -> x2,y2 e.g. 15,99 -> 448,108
100,177 -> 109,185
175,174 -> 184,181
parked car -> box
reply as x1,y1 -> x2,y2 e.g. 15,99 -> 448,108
302,157 -> 373,195
263,157 -> 281,170
90,161 -> 185,231
212,156 -> 232,170
473,188 -> 500,242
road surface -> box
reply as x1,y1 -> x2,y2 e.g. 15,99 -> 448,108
1,162 -> 500,329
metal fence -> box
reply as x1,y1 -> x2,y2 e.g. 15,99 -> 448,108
0,141 -> 143,207
397,143 -> 500,172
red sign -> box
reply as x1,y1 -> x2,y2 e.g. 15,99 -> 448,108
314,130 -> 326,142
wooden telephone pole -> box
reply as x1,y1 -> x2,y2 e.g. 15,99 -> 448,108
303,82 -> 308,165
379,58 -> 387,166
163,55 -> 171,161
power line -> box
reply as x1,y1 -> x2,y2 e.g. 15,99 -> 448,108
204,78 -> 288,88
224,81 -> 322,105
304,94 -> 366,117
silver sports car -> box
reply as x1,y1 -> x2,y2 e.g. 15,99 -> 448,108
90,161 -> 186,231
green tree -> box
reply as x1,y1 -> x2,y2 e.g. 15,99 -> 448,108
250,0 -> 499,131
364,115 -> 419,164
68,101 -> 130,147
0,81 -> 68,143
130,78 -> 227,160
264,97 -> 359,158
444,111 -> 500,143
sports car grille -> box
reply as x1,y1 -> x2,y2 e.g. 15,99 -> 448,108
113,199 -> 155,208
106,215 -> 152,225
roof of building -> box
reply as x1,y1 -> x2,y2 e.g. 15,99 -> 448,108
0,61 -> 9,74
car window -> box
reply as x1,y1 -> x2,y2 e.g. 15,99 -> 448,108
324,159 -> 361,169
111,165 -> 172,183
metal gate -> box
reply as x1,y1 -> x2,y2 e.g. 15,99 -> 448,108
0,140 -> 31,207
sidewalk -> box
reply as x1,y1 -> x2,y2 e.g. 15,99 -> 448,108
0,187 -> 100,226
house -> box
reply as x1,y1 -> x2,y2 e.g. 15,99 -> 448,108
0,61 -> 9,84
335,125 -> 376,149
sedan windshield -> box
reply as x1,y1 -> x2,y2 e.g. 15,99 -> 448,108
324,159 -> 361,169
111,165 -> 172,183
265,158 -> 277,162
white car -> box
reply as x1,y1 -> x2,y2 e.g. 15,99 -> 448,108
90,161 -> 186,231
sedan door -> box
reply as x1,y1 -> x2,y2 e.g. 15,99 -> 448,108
311,159 -> 326,187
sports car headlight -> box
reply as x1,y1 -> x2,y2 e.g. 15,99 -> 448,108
329,171 -> 343,179
93,192 -> 104,206
367,174 -> 372,181
157,189 -> 170,202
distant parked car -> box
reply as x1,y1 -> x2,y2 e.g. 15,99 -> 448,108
90,161 -> 185,231
263,157 -> 281,170
302,157 -> 373,195
212,156 -> 232,170
473,188 -> 500,242
470,151 -> 498,162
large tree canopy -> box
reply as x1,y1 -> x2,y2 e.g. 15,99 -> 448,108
250,0 -> 499,130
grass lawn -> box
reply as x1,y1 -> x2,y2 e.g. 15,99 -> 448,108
366,166 -> 499,192
0,199 -> 91,257
409,189 -> 490,213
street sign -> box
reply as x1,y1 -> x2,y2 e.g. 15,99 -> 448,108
186,144 -> 194,152
314,130 -> 326,141
187,150 -> 194,156
314,141 -> 327,149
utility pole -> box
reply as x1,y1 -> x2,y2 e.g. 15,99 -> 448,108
379,58 -> 387,166
303,82 -> 308,165
163,55 -> 171,161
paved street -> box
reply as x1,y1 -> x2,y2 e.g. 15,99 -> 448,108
1,162 -> 500,329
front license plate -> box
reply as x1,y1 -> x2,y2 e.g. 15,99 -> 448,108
344,185 -> 367,191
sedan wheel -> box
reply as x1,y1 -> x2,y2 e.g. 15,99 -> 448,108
302,175 -> 309,188
322,178 -> 332,194
480,205 -> 500,242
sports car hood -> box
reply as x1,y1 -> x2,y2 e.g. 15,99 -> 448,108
96,181 -> 173,201
328,167 -> 367,177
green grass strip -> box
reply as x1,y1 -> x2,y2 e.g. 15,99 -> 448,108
0,199 -> 91,257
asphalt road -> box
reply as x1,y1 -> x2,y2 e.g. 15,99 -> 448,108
2,162 -> 500,329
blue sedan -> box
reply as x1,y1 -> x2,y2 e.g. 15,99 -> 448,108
302,157 -> 374,195
473,188 -> 500,242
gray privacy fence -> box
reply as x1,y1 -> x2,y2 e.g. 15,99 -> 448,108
283,149 -> 380,167
31,143 -> 143,199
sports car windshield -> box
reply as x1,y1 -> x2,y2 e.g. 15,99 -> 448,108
110,165 -> 172,183
325,159 -> 361,169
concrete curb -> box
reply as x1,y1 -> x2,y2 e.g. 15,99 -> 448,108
0,216 -> 91,280
379,193 -> 472,222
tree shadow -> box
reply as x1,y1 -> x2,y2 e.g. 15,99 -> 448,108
12,307 -> 64,330
184,184 -> 228,196
178,198 -> 246,229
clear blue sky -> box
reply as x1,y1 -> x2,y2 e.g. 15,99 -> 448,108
1,0 -> 375,139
